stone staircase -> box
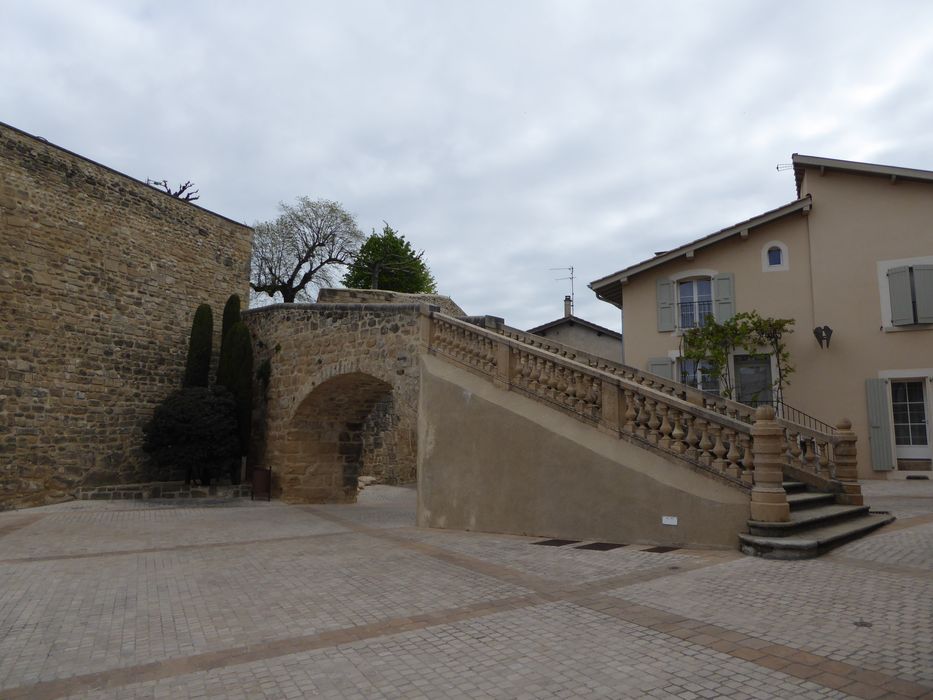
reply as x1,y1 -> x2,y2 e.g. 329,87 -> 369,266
428,312 -> 893,556
738,479 -> 894,559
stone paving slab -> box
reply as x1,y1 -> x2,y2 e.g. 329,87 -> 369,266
1,482 -> 932,699
59,603 -> 849,699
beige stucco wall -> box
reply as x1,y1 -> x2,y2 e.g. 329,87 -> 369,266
615,169 -> 933,478
418,354 -> 750,548
534,322 -> 624,362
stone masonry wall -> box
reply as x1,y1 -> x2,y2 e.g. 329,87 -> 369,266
0,122 -> 252,509
317,287 -> 466,318
243,303 -> 426,501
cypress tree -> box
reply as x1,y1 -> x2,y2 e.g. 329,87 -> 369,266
217,321 -> 253,462
218,294 -> 241,367
183,304 -> 213,388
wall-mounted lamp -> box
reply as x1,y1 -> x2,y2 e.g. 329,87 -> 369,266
813,325 -> 833,348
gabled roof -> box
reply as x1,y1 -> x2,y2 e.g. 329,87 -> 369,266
793,153 -> 933,197
589,196 -> 812,308
527,315 -> 623,340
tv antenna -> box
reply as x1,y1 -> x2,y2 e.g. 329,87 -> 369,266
550,266 -> 575,312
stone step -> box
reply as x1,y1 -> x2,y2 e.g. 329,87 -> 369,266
747,503 -> 869,537
786,491 -> 837,510
782,480 -> 807,493
739,512 -> 895,560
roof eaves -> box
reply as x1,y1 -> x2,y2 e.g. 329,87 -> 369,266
527,315 -> 623,339
589,195 -> 812,293
792,153 -> 933,196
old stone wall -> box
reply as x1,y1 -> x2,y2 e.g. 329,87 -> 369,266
243,303 -> 426,502
0,122 -> 252,509
317,287 -> 466,317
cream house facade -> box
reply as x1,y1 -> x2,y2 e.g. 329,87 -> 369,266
591,154 -> 933,479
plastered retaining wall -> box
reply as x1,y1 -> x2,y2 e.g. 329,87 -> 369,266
418,354 -> 751,548
0,122 -> 252,509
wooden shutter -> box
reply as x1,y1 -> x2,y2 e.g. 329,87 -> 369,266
647,357 -> 673,380
887,266 -> 914,326
713,273 -> 735,321
913,265 -> 933,324
865,378 -> 895,471
657,279 -> 675,331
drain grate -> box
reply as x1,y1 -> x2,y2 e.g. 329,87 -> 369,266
643,546 -> 680,553
575,542 -> 627,551
531,539 -> 580,547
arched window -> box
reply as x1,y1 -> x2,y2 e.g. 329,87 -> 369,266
761,241 -> 789,271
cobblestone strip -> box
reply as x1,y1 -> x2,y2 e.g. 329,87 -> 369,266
0,513 -> 47,538
576,596 -> 933,700
0,530 -> 352,565
826,554 -> 933,579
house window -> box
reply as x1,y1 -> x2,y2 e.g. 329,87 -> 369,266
892,380 -> 929,447
678,278 -> 713,329
679,358 -> 719,394
761,240 -> 788,272
887,265 -> 933,326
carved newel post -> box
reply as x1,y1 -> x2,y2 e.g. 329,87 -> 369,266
749,406 -> 790,522
833,418 -> 864,506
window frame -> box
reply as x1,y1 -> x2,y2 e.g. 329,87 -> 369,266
761,240 -> 789,272
877,256 -> 933,330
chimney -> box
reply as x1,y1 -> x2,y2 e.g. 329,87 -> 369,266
563,295 -> 572,318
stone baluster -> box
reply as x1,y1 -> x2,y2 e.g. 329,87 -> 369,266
670,408 -> 686,454
623,389 -> 637,434
634,393 -> 648,439
724,428 -> 742,478
740,432 -> 754,484
710,422 -> 727,473
750,406 -> 790,523
684,414 -> 699,460
587,378 -> 601,421
787,429 -> 802,467
696,418 -> 713,466
658,403 -> 673,450
646,398 -> 660,445
816,439 -> 830,478
572,371 -> 587,413
833,419 -> 864,506
802,437 -> 817,475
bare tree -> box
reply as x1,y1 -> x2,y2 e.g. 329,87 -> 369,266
250,197 -> 364,304
146,178 -> 200,201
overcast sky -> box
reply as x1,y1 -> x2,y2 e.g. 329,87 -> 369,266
4,1 -> 933,330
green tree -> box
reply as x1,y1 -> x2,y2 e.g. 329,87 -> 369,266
341,224 -> 437,293
250,198 -> 364,303
183,304 -> 213,387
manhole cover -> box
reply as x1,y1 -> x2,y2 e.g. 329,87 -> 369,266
575,542 -> 627,551
853,619 -> 873,628
644,546 -> 680,553
531,539 -> 580,547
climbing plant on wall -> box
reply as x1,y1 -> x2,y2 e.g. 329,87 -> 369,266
681,311 -> 795,402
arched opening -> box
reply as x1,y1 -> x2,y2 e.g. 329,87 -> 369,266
281,372 -> 394,504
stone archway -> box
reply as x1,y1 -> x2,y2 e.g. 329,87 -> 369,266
279,372 -> 394,504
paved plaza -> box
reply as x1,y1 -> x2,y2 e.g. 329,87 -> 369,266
0,481 -> 931,699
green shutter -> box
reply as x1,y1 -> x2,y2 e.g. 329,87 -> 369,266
887,266 -> 914,326
913,265 -> 933,324
657,279 -> 675,332
647,357 -> 673,380
865,378 -> 895,471
713,273 -> 735,321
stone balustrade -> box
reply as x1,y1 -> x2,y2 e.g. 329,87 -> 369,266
431,313 -> 862,517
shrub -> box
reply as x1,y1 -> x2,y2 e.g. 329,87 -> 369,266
143,387 -> 239,485
183,304 -> 213,387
